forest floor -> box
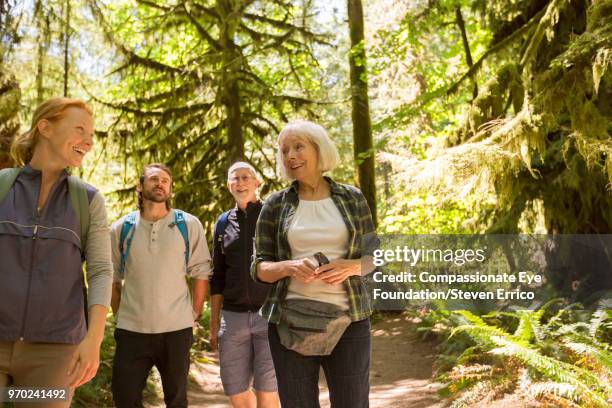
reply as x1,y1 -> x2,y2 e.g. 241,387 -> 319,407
144,313 -> 447,408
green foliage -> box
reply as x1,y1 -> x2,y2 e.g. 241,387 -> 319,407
193,303 -> 212,353
0,68 -> 20,168
365,1 -> 504,234
420,301 -> 612,406
513,309 -> 545,344
372,0 -> 611,235
86,0 -> 332,229
377,167 -> 498,234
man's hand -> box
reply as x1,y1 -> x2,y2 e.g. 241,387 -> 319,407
209,320 -> 220,351
68,335 -> 102,388
209,294 -> 223,352
111,282 -> 122,317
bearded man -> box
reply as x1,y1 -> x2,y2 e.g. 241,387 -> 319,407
110,163 -> 211,408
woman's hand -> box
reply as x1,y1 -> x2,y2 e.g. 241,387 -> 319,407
68,335 -> 102,388
316,259 -> 361,284
285,258 -> 318,283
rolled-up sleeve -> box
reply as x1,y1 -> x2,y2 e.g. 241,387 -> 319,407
250,197 -> 278,283
186,215 -> 212,280
356,191 -> 380,258
85,192 -> 113,307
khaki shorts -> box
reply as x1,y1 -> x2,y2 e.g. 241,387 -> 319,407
0,341 -> 78,408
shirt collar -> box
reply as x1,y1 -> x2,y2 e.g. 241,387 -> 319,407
288,176 -> 347,197
22,163 -> 70,182
233,199 -> 263,216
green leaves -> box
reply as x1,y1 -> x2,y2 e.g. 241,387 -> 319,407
88,0 -> 330,227
436,304 -> 612,406
372,0 -> 612,236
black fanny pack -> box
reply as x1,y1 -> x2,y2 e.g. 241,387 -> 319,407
276,298 -> 351,356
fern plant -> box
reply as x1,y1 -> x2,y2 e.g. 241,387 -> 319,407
427,300 -> 612,407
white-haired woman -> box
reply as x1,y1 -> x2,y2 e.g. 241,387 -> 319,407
252,120 -> 378,407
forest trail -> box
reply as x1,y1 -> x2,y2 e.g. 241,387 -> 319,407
145,314 -> 445,408
365,315 -> 445,408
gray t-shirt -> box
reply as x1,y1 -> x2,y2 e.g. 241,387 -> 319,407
111,209 -> 212,333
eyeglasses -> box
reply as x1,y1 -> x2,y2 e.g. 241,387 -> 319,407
229,175 -> 254,183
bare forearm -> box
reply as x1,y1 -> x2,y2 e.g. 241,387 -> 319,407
192,279 -> 208,320
210,294 -> 223,325
111,282 -> 122,316
257,261 -> 290,283
86,304 -> 108,345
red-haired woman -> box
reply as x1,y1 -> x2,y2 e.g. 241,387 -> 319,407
0,97 -> 112,406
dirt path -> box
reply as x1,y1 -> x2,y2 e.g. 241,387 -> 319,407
366,315 -> 445,408
146,314 -> 446,408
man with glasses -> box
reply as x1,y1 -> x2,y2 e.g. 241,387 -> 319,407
209,162 -> 278,407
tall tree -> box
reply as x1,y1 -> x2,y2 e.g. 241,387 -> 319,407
88,0 -> 328,226
62,0 -> 70,97
0,69 -> 20,169
0,0 -> 21,62
0,0 -> 21,169
217,0 -> 244,163
34,0 -> 51,104
454,5 -> 477,98
347,0 -> 377,226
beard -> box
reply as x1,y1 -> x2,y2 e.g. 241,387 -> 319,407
142,187 -> 170,204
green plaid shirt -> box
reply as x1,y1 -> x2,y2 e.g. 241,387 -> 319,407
251,177 -> 379,324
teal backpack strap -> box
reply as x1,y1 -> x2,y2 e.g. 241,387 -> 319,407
118,211 -> 138,277
67,175 -> 90,252
0,168 -> 21,204
173,209 -> 190,268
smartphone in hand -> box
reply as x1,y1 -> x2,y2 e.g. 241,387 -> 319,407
314,252 -> 330,266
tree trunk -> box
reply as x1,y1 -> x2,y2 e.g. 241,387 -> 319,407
36,29 -> 45,104
34,1 -> 50,104
0,1 -> 6,29
0,69 -> 20,169
455,6 -> 478,98
348,0 -> 377,227
218,0 -> 244,165
63,0 -> 71,97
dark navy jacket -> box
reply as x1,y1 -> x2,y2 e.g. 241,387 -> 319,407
210,200 -> 270,312
0,165 -> 96,344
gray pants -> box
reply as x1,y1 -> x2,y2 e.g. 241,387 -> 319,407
218,310 -> 277,396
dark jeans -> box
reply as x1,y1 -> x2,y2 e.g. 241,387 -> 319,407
112,327 -> 193,408
268,318 -> 370,408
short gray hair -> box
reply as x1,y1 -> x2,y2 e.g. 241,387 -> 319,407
276,120 -> 340,180
227,161 -> 260,181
